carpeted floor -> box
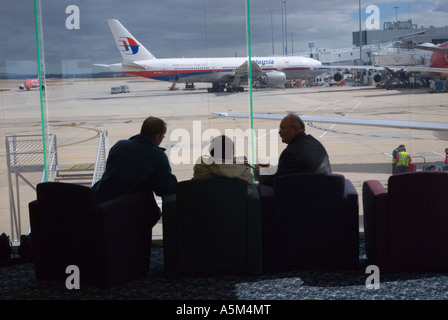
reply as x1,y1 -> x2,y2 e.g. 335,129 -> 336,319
1,239 -> 448,301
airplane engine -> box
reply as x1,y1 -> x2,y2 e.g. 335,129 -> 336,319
373,73 -> 382,83
259,71 -> 286,86
333,71 -> 344,83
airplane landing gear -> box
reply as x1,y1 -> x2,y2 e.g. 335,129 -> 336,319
207,83 -> 244,93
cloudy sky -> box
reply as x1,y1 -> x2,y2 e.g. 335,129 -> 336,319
1,0 -> 447,74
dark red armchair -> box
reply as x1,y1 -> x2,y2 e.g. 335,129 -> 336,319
363,171 -> 448,273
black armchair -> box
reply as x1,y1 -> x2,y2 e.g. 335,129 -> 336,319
258,173 -> 359,272
162,178 -> 262,278
29,182 -> 156,287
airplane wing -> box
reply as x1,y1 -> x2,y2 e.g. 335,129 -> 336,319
212,60 -> 265,84
212,111 -> 448,135
324,64 -> 448,74
93,64 -> 111,68
231,61 -> 264,78
94,62 -> 148,71
386,66 -> 448,74
399,43 -> 448,54
122,61 -> 148,71
324,65 -> 384,71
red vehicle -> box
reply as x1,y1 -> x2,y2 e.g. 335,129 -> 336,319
329,79 -> 345,86
19,78 -> 40,91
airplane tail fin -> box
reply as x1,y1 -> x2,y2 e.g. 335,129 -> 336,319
107,19 -> 156,62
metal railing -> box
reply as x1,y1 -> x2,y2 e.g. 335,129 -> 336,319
5,133 -> 57,241
91,130 -> 109,186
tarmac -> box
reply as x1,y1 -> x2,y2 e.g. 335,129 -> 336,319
1,77 -> 447,241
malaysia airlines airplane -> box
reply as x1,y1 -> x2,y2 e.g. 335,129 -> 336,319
99,19 -> 328,92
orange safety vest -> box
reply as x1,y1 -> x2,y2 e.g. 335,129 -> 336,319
397,151 -> 410,166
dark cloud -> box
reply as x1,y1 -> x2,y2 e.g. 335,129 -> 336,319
435,2 -> 448,12
0,0 -> 445,74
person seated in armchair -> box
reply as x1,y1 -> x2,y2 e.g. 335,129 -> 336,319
92,116 -> 177,227
193,135 -> 255,194
254,113 -> 331,186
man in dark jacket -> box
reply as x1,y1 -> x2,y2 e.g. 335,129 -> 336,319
91,116 -> 177,226
255,113 -> 331,186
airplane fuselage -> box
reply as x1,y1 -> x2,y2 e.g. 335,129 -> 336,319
429,42 -> 448,70
109,56 -> 326,84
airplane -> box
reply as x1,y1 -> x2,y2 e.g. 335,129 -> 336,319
329,41 -> 448,87
97,19 -> 328,92
19,78 -> 40,91
212,43 -> 448,140
394,41 -> 448,76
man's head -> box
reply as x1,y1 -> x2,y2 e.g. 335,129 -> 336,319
279,113 -> 305,144
140,116 -> 167,146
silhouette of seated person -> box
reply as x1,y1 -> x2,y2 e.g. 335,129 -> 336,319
193,135 -> 255,194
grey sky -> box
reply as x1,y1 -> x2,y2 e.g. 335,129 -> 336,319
0,0 -> 446,74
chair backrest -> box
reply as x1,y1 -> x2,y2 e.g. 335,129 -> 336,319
387,171 -> 448,269
274,173 -> 346,218
31,182 -> 154,286
164,177 -> 262,277
31,182 -> 97,281
270,173 -> 358,270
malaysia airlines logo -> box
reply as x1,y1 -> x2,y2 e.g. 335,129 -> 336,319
118,37 -> 139,55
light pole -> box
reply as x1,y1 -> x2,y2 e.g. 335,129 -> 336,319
394,6 -> 399,21
291,33 -> 293,55
269,10 -> 274,55
283,1 -> 287,55
359,0 -> 363,66
281,2 -> 285,56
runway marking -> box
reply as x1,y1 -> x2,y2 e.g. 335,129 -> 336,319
319,101 -> 362,138
303,102 -> 330,116
308,122 -> 429,141
57,124 -> 102,147
431,151 -> 445,156
255,128 -> 278,141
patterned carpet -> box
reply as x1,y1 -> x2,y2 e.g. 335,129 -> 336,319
1,239 -> 448,301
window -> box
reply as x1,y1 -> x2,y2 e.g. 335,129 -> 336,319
1,0 -> 446,241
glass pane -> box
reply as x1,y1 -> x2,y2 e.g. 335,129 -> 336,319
1,0 -> 447,243
1,0 -> 251,241
244,1 -> 448,232
0,2 -> 48,241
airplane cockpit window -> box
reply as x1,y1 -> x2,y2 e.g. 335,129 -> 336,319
1,0 -> 447,242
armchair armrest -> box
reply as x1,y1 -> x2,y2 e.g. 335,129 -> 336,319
162,194 -> 179,278
362,180 -> 390,269
93,193 -> 154,287
344,179 -> 359,218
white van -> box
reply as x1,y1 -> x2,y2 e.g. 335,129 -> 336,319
111,87 -> 121,94
312,78 -> 325,86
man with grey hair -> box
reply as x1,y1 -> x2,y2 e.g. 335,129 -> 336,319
254,113 -> 331,186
